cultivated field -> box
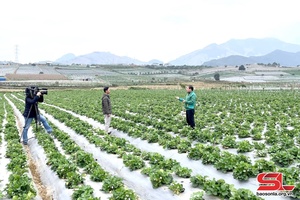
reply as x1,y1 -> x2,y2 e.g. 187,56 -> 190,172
1,89 -> 300,200
1,64 -> 300,89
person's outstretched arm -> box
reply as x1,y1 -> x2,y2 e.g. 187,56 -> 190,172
175,96 -> 185,102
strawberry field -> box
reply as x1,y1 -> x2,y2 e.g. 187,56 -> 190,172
1,89 -> 300,200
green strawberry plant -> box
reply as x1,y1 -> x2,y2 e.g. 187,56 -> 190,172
90,167 -> 109,182
229,188 -> 263,200
201,150 -> 221,165
253,159 -> 276,173
163,136 -> 181,149
168,181 -> 185,195
238,130 -> 250,138
203,178 -> 233,199
177,139 -> 192,153
288,146 -> 300,160
158,158 -> 180,170
292,182 -> 300,199
252,132 -> 263,140
221,135 -> 237,149
188,143 -> 205,160
5,172 -> 37,199
255,150 -> 267,157
145,132 -> 159,143
149,169 -> 173,188
253,142 -> 265,150
109,187 -> 137,200
271,151 -> 294,167
233,161 -> 257,181
122,154 -> 145,171
191,175 -> 207,188
174,166 -> 192,178
148,152 -> 165,165
267,143 -> 283,154
72,150 -> 95,168
190,191 -> 205,200
72,185 -> 99,200
265,134 -> 279,145
102,176 -> 124,193
278,167 -> 300,185
215,151 -> 236,172
237,140 -> 253,153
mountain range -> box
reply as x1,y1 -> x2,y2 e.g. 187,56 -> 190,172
55,52 -> 163,65
169,38 -> 300,66
51,38 -> 300,66
203,50 -> 300,66
56,52 -> 144,65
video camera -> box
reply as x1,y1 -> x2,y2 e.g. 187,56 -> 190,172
25,86 -> 48,98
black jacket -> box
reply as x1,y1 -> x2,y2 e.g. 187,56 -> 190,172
23,95 -> 43,119
102,94 -> 112,114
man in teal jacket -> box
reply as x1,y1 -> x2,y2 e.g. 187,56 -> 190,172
176,85 -> 197,128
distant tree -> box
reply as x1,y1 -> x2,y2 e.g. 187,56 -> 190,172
238,65 -> 246,70
214,73 -> 220,81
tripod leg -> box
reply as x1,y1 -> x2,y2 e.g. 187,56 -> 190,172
20,104 -> 33,143
35,103 -> 40,132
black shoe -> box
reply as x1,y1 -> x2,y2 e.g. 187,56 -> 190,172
23,142 -> 28,145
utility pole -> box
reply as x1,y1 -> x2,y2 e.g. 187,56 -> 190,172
15,45 -> 19,63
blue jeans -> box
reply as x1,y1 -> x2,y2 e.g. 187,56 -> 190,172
22,115 -> 52,143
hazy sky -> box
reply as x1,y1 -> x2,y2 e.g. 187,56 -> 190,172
1,0 -> 299,63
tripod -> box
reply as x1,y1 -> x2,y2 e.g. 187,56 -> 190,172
19,102 -> 41,143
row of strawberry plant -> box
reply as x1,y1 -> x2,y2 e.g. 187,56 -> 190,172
0,94 -> 3,145
96,103 -> 300,198
49,124 -> 138,200
42,90 -> 300,140
37,96 -> 265,199
41,90 -> 300,168
111,90 -> 300,148
108,91 -> 300,168
117,110 -> 300,170
29,90 -> 300,198
2,99 -> 36,199
38,103 -> 245,199
111,100 -> 300,168
9,96 -> 92,199
10,95 -> 137,200
0,96 -> 5,198
112,114 -> 300,194
38,102 -> 189,196
111,117 -> 269,180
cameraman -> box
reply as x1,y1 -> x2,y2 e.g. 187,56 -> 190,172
22,88 -> 53,145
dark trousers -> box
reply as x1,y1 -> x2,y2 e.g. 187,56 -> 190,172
186,109 -> 195,128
